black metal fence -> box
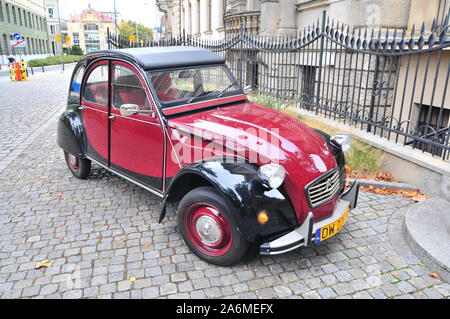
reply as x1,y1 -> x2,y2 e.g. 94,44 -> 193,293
107,10 -> 450,161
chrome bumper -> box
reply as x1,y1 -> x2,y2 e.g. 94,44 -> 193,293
260,182 -> 359,256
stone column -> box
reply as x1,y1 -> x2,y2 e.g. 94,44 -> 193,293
260,0 -> 279,35
276,0 -> 296,35
211,0 -> 220,30
184,0 -> 192,34
191,0 -> 200,35
200,0 -> 210,33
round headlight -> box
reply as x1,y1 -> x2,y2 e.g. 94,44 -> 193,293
330,134 -> 352,152
258,163 -> 286,189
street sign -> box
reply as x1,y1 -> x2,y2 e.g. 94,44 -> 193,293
65,35 -> 71,43
10,39 -> 27,48
13,33 -> 21,40
129,34 -> 135,42
56,34 -> 61,42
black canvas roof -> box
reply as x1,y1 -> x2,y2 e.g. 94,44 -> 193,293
85,46 -> 226,70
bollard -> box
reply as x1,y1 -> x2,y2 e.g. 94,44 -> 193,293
9,66 -> 15,81
21,59 -> 27,81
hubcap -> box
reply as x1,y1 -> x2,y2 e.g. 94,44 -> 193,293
184,203 -> 233,257
66,152 -> 79,171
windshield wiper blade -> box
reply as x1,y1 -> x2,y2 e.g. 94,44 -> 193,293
217,82 -> 238,98
187,91 -> 213,104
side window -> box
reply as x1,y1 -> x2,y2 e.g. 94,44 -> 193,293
82,64 -> 109,106
113,64 -> 150,111
70,65 -> 85,99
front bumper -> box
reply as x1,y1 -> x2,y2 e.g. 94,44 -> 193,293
260,181 -> 359,255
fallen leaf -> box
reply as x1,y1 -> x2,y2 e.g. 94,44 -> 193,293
428,272 -> 442,281
418,291 -> 424,296
120,189 -> 126,193
130,277 -> 136,283
35,259 -> 53,269
391,271 -> 398,276
143,243 -> 152,248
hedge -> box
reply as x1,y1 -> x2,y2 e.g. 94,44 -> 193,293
27,55 -> 82,67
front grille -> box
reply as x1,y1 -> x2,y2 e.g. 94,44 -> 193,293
306,170 -> 340,208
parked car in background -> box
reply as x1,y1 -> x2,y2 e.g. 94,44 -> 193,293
57,47 -> 359,266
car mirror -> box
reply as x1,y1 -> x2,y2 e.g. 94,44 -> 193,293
120,104 -> 140,116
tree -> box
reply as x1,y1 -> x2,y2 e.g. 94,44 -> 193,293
69,45 -> 84,56
118,20 -> 154,43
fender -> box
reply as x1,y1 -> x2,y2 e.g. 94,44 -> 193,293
57,109 -> 86,158
159,160 -> 299,243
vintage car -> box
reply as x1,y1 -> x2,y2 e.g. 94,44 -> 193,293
57,46 -> 359,266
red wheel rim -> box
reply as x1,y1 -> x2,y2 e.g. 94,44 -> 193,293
66,152 -> 79,171
184,203 -> 233,257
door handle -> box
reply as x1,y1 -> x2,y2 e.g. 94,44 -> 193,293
78,106 -> 86,110
109,115 -> 116,120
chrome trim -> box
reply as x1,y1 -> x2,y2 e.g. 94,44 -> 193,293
162,94 -> 247,111
87,156 -> 164,198
304,168 -> 340,209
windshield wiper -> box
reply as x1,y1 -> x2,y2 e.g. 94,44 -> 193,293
187,91 -> 213,104
217,82 -> 239,98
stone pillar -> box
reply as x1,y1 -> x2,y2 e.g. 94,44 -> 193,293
277,0 -> 296,35
260,0 -> 279,35
211,0 -> 221,30
200,0 -> 210,32
191,0 -> 200,35
184,0 -> 192,34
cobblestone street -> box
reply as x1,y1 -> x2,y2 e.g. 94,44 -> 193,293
0,72 -> 449,299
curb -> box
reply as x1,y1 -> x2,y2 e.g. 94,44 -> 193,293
403,198 -> 450,283
347,178 -> 418,191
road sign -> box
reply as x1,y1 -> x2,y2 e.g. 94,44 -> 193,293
13,33 -> 21,40
129,34 -> 135,42
65,35 -> 71,43
10,39 -> 27,48
56,34 -> 61,42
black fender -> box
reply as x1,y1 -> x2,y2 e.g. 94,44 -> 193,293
159,160 -> 298,243
56,109 -> 86,158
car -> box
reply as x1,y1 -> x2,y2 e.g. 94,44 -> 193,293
57,46 -> 359,266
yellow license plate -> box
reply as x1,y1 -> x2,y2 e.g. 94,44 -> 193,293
315,206 -> 349,243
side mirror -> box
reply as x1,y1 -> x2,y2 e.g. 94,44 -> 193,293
120,104 -> 139,116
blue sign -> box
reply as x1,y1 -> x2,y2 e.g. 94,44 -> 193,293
13,33 -> 21,40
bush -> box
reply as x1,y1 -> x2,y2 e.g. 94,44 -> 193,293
69,45 -> 83,56
27,55 -> 81,67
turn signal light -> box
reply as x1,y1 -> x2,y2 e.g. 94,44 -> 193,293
258,211 -> 269,224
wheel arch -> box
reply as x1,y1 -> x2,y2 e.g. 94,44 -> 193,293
57,109 -> 86,158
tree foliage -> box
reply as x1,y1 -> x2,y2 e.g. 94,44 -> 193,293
118,20 -> 154,42
69,45 -> 84,56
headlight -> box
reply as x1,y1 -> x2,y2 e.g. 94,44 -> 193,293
258,163 -> 286,189
330,134 -> 352,152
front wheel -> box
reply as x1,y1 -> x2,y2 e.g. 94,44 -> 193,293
64,151 -> 91,179
177,186 -> 249,266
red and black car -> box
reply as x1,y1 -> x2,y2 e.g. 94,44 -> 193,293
57,46 -> 359,266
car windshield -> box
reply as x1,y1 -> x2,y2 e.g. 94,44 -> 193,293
148,65 -> 240,107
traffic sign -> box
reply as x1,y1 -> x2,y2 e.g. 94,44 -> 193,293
56,34 -> 61,42
65,35 -> 71,43
129,34 -> 135,42
10,39 -> 27,48
13,33 -> 21,40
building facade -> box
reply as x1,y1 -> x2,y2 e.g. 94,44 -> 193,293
0,0 -> 51,65
66,5 -> 114,54
44,0 -> 67,56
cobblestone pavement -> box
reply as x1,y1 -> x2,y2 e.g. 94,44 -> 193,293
0,72 -> 449,299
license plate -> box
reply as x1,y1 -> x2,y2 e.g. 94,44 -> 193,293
315,206 -> 349,243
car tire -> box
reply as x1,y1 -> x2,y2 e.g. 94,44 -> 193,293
177,186 -> 249,266
64,151 -> 91,179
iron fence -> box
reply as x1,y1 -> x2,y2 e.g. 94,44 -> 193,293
107,10 -> 450,161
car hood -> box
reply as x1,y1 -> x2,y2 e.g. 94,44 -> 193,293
168,101 -> 339,222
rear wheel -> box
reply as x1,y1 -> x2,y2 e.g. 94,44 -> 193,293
177,186 -> 249,266
64,151 -> 91,179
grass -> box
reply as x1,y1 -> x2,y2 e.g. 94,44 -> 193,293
27,55 -> 82,67
248,93 -> 384,176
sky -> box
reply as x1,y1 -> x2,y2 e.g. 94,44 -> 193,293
58,0 -> 162,29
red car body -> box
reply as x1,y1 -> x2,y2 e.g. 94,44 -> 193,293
57,47 -> 359,266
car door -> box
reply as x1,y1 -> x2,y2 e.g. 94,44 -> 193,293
81,61 -> 110,166
109,61 -> 165,192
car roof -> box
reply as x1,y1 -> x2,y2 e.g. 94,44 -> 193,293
83,46 -> 226,70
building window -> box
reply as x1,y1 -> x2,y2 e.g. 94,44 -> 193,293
5,3 -> 10,23
73,33 -> 80,46
50,25 -> 56,35
0,1 -> 3,23
84,24 -> 99,31
12,5 -> 17,24
48,8 -> 54,18
84,32 -> 100,52
18,8 -> 22,25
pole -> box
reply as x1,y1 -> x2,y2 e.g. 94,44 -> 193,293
315,10 -> 326,115
56,0 -> 64,71
114,0 -> 118,35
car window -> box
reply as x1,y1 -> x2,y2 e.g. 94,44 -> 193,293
113,64 -> 150,112
70,66 -> 84,98
149,65 -> 239,107
82,64 -> 108,106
